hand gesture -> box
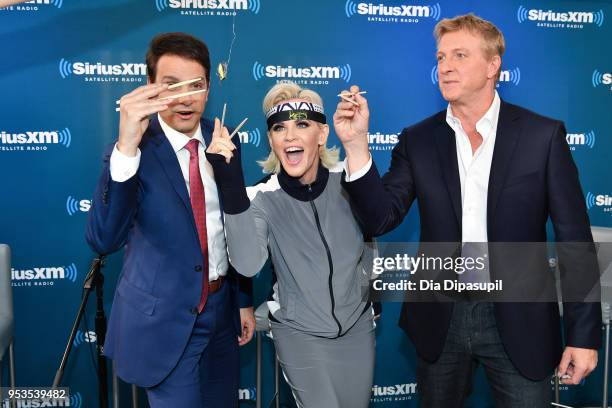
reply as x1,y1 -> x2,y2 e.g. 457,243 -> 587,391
117,83 -> 169,156
206,118 -> 236,164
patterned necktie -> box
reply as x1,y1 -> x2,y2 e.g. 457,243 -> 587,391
184,139 -> 209,313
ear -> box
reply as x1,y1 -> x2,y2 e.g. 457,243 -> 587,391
318,124 -> 329,146
488,55 -> 502,80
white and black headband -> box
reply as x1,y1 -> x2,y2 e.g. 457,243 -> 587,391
265,101 -> 326,130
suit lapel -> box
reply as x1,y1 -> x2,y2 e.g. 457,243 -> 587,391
434,116 -> 462,225
487,101 -> 521,229
148,117 -> 194,217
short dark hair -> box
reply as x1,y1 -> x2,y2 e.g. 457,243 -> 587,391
146,32 -> 211,83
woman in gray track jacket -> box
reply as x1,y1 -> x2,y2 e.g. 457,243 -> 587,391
206,82 -> 376,408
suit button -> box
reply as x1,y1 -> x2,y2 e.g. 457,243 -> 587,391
190,307 -> 199,315
195,265 -> 202,272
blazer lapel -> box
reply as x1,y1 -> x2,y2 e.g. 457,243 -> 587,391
487,101 -> 521,230
148,117 -> 194,217
434,116 -> 462,225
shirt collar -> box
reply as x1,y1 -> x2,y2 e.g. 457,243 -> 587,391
157,114 -> 205,153
445,91 -> 501,140
278,163 -> 329,202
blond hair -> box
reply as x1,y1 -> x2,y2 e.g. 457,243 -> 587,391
434,13 -> 505,82
258,81 -> 339,174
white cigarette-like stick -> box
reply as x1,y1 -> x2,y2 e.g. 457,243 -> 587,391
337,91 -> 367,97
157,89 -> 208,101
116,77 -> 204,104
228,118 -> 248,139
114,89 -> 208,112
551,402 -> 574,408
221,103 -> 227,130
339,94 -> 359,106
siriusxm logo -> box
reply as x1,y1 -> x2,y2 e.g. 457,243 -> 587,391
586,192 -> 612,213
73,330 -> 97,348
368,131 -> 398,151
1,0 -> 63,11
1,393 -> 81,408
592,70 -> 612,90
238,387 -> 256,401
566,130 -> 596,149
431,65 -> 521,86
238,128 -> 262,148
0,128 -> 71,150
59,58 -> 146,82
345,1 -> 441,21
372,383 -> 417,397
66,196 -> 91,215
517,6 -> 604,28
0,129 -> 70,146
253,62 -> 352,83
12,263 -> 78,283
155,0 -> 260,14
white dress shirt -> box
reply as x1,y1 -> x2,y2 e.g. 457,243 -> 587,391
109,114 -> 228,281
344,92 -> 501,244
446,91 -> 500,243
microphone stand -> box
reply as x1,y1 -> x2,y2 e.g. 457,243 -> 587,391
52,256 -> 108,408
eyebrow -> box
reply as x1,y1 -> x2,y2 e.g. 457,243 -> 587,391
159,76 -> 181,82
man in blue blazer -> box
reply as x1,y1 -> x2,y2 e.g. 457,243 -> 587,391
334,14 -> 601,407
86,33 -> 254,407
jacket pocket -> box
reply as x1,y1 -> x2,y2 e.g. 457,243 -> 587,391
280,291 -> 296,320
117,278 -> 158,316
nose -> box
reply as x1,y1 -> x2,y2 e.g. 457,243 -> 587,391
175,90 -> 194,105
284,125 -> 297,141
438,59 -> 454,76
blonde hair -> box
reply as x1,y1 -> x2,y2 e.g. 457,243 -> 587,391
258,81 -> 339,174
434,13 -> 505,82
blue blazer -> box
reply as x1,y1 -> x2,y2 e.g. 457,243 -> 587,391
343,100 -> 601,380
86,117 -> 252,387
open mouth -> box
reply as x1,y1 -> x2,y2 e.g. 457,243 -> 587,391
284,146 -> 304,165
176,110 -> 194,120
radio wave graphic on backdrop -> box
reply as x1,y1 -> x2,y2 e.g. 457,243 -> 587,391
345,1 -> 441,20
58,128 -> 72,147
69,392 -> 82,408
249,0 -> 260,14
427,2 -> 441,20
430,65 -> 438,84
586,192 -> 597,210
505,67 -> 521,85
252,61 -> 265,80
345,0 -> 357,17
64,263 -> 78,283
585,130 -> 596,148
58,58 -> 73,79
73,330 -> 96,348
247,128 -> 261,147
430,65 -> 520,85
66,196 -> 81,216
592,69 -> 606,87
155,0 -> 168,11
155,0 -> 260,13
595,9 -> 605,26
516,5 -> 529,23
340,64 -> 352,82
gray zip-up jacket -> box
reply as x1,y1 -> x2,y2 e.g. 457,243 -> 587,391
207,153 -> 372,338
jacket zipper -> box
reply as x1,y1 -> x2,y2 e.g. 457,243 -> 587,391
307,184 -> 342,337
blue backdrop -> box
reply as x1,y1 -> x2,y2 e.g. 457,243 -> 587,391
1,0 -> 610,406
